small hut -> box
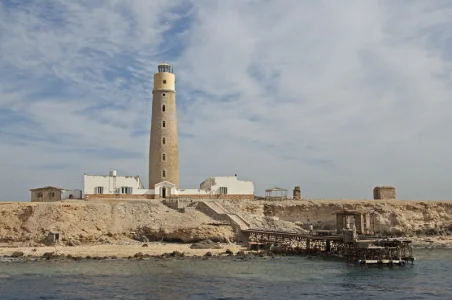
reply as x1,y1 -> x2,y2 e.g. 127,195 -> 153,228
45,231 -> 61,245
30,186 -> 82,202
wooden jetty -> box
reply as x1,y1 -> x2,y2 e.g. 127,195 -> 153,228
241,210 -> 415,266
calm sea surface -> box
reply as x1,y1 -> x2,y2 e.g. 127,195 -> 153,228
1,249 -> 451,300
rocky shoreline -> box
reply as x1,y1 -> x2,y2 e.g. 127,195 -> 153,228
0,241 -> 262,262
1,236 -> 451,263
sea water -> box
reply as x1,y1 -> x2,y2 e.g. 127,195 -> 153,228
0,249 -> 451,300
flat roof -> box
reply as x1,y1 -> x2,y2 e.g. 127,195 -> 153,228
265,187 -> 287,192
30,186 -> 64,191
84,173 -> 140,178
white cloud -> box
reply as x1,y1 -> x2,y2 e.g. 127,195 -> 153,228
1,1 -> 452,200
176,0 -> 452,199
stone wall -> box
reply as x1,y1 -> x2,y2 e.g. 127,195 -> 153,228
84,194 -> 253,201
180,194 -> 253,200
84,194 -> 155,200
373,186 -> 396,200
162,199 -> 194,210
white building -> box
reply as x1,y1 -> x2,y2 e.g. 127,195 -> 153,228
83,170 -> 254,200
172,175 -> 254,199
199,175 -> 254,197
83,170 -> 147,198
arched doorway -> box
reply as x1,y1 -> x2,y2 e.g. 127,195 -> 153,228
162,187 -> 166,198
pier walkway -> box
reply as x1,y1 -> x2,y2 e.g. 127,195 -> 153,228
241,228 -> 415,266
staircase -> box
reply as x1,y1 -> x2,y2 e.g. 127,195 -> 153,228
226,214 -> 250,230
197,200 -> 250,230
206,201 -> 228,214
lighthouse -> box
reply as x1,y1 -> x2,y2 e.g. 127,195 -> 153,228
149,62 -> 179,191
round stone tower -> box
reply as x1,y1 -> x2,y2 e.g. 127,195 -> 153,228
149,62 -> 179,190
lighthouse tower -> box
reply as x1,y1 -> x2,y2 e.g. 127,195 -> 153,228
149,62 -> 179,190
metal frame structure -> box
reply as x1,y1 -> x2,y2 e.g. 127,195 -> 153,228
265,187 -> 288,200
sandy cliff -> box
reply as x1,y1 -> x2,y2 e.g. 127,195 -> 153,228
1,199 -> 451,247
0,201 -> 234,245
257,200 -> 452,235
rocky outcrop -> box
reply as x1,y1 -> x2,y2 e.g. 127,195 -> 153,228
190,239 -> 223,249
0,201 -> 234,245
0,199 -> 451,246
257,200 -> 452,236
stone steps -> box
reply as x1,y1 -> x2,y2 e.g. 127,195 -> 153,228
226,214 -> 250,230
198,201 -> 250,230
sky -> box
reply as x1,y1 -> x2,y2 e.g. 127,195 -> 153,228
1,0 -> 452,201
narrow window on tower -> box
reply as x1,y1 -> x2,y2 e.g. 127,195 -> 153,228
162,121 -> 166,128
162,170 -> 166,178
162,104 -> 166,112
162,153 -> 166,161
162,137 -> 166,145
163,80 -> 167,84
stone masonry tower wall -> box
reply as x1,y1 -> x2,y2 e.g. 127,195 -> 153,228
149,63 -> 179,189
373,186 -> 396,200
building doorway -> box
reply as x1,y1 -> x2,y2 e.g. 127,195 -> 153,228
161,187 -> 172,198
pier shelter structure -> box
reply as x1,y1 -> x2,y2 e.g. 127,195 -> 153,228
335,209 -> 376,235
241,210 -> 414,266
264,187 -> 288,200
241,228 -> 414,265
